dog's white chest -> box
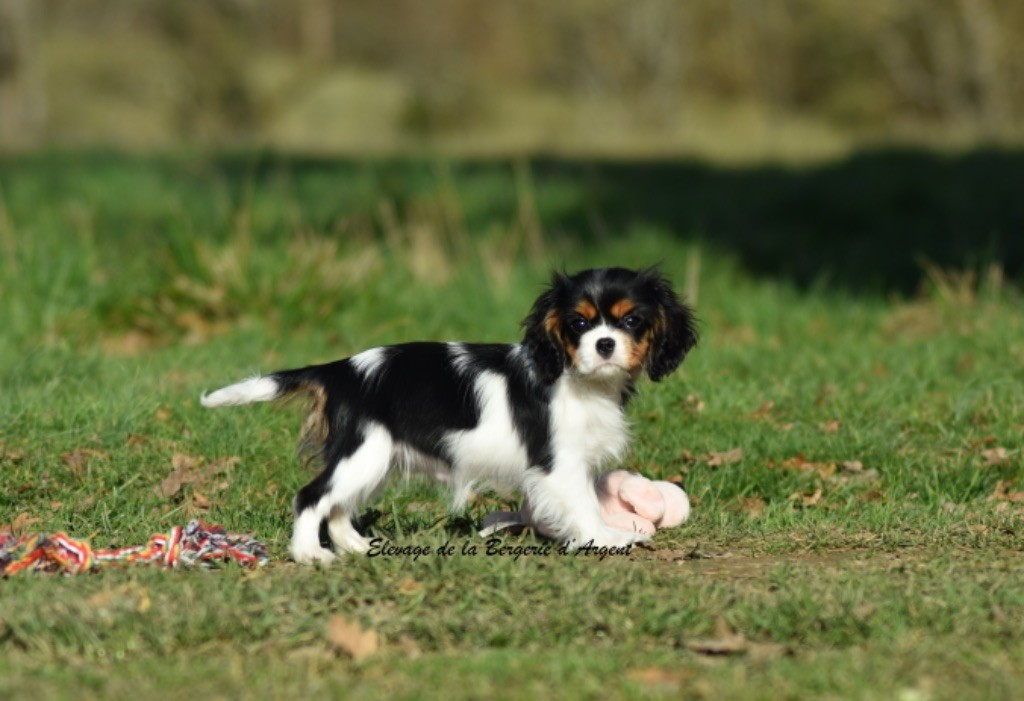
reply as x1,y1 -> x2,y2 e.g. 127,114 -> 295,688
549,376 -> 630,470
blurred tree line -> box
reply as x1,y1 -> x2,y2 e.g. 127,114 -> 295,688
1,0 -> 1022,154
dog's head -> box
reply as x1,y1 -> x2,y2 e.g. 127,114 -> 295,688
522,267 -> 698,385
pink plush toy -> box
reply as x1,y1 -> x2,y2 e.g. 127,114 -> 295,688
596,470 -> 691,535
480,470 -> 690,538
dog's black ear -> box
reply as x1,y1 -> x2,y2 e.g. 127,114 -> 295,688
521,273 -> 569,384
644,269 -> 698,382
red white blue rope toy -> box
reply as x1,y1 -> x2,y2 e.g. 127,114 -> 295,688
0,520 -> 268,576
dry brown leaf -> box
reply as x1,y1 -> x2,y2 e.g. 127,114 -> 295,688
155,454 -> 239,499
981,447 -> 1010,466
172,453 -> 199,472
828,460 -> 881,485
688,636 -> 748,655
989,480 -> 1024,503
202,456 -> 240,479
62,448 -> 109,475
683,394 -> 706,413
0,446 -> 25,463
773,455 -> 836,478
749,401 -> 775,420
156,461 -> 196,498
687,617 -> 748,655
705,448 -> 743,467
830,465 -> 881,486
397,578 -> 423,595
802,488 -> 823,507
126,434 -> 149,448
101,331 -> 157,357
819,420 -> 841,434
327,615 -> 379,661
738,496 -> 766,519
8,512 -> 42,534
747,641 -> 792,663
789,488 -> 824,508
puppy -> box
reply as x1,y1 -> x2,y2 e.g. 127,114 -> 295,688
201,267 -> 697,564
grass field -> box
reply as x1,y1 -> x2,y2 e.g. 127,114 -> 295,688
1,153 -> 1023,700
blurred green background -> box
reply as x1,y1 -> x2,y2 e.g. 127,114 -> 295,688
2,0 -> 1024,160
0,0 -> 1022,292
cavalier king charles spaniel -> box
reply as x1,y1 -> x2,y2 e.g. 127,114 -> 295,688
201,267 -> 697,564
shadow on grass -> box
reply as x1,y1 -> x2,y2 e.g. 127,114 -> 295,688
530,148 -> 1024,294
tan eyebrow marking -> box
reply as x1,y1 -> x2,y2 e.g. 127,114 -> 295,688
574,300 -> 598,320
610,299 -> 636,319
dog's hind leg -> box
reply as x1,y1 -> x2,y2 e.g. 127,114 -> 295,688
324,423 -> 394,555
291,470 -> 336,564
327,510 -> 371,554
290,423 -> 395,563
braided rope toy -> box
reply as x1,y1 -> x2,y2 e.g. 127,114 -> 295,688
0,520 -> 268,576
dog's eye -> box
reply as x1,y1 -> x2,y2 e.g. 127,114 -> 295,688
570,316 -> 589,333
622,314 -> 642,330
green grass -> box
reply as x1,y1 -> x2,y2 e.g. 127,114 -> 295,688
1,153 -> 1023,700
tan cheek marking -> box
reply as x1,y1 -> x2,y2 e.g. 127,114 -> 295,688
545,309 -> 580,366
544,309 -> 560,335
627,330 -> 653,373
639,308 -> 668,371
574,300 -> 598,321
566,342 -> 581,367
610,299 -> 636,319
652,308 -> 667,337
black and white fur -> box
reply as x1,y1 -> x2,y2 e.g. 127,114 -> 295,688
201,267 -> 697,564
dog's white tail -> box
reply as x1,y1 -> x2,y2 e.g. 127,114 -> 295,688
201,376 -> 281,408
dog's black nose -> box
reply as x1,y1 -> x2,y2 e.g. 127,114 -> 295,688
596,337 -> 615,359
